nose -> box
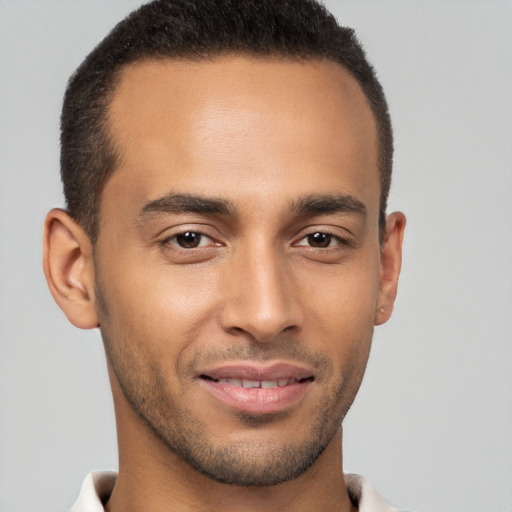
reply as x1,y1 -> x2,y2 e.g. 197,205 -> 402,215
219,243 -> 303,343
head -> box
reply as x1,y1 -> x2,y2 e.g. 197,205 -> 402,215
44,0 -> 405,490
60,0 -> 393,244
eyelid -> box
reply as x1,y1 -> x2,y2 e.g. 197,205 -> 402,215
168,232 -> 213,248
158,225 -> 224,249
292,227 -> 352,248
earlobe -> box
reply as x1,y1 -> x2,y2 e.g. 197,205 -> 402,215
374,211 -> 406,326
43,208 -> 99,329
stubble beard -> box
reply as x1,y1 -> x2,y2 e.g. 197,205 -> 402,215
96,284 -> 368,487
104,332 -> 363,487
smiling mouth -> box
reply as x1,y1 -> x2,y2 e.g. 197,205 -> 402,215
198,366 -> 315,414
200,375 -> 314,389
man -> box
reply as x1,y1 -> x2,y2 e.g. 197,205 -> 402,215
43,0 -> 406,510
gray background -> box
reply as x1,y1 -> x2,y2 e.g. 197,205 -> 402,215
1,1 -> 511,511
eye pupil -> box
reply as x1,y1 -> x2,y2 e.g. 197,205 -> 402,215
176,232 -> 201,248
308,232 -> 331,248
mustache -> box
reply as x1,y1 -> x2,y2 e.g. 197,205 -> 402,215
185,340 -> 330,373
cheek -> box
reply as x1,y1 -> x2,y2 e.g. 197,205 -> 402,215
97,255 -> 221,362
299,257 -> 380,371
301,257 -> 381,327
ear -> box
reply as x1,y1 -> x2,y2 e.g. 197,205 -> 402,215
43,208 -> 99,329
374,211 -> 406,326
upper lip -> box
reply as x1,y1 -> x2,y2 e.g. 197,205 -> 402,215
198,362 -> 315,382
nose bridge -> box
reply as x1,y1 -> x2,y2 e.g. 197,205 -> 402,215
220,238 -> 301,342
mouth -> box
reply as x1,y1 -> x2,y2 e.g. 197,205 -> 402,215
197,363 -> 315,414
200,375 -> 314,388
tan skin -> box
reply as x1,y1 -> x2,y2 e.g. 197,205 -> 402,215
43,56 -> 405,512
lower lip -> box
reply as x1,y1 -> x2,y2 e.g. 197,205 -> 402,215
200,379 -> 312,414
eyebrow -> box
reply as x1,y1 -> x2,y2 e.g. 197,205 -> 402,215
138,193 -> 235,221
291,194 -> 367,217
137,192 -> 366,222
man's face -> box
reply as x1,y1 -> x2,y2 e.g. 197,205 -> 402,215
94,56 -> 386,485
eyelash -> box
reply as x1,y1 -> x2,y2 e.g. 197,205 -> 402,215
294,230 -> 351,250
160,231 -> 218,250
159,229 -> 351,252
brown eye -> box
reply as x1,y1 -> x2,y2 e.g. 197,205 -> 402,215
175,232 -> 204,248
307,232 -> 333,248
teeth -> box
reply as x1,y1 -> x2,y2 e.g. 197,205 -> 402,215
242,379 -> 260,388
218,378 -> 242,386
216,378 -> 294,388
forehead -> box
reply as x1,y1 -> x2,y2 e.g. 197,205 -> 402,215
104,56 -> 379,218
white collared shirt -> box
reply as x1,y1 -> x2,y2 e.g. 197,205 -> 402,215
70,471 -> 405,511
